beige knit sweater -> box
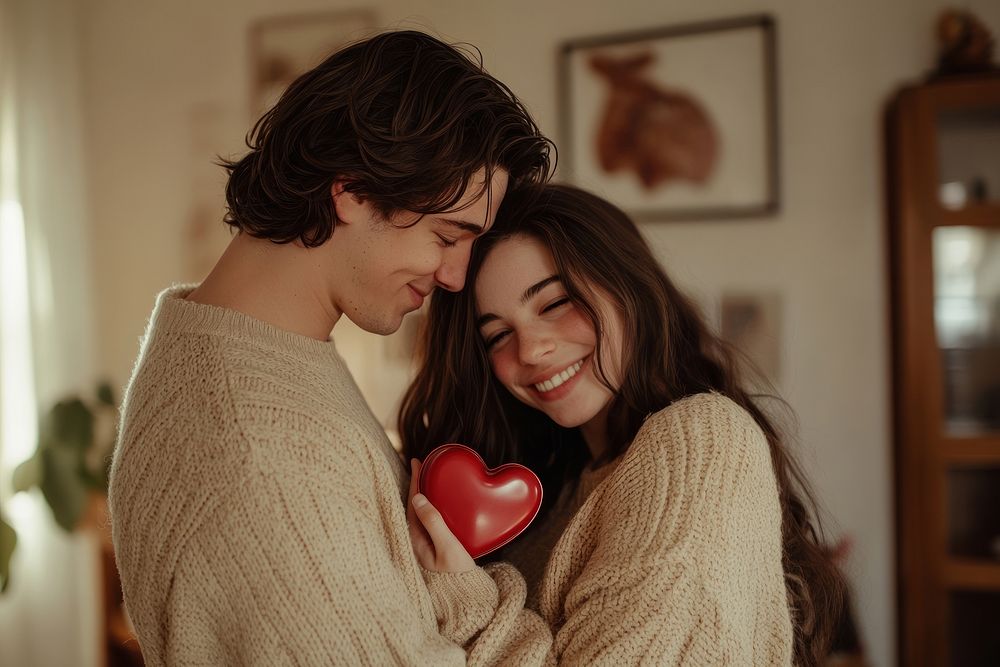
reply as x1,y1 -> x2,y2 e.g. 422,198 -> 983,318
109,286 -> 550,666
110,286 -> 792,666
507,392 -> 794,665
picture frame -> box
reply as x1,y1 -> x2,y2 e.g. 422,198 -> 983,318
719,291 -> 782,385
249,9 -> 378,118
558,14 -> 779,221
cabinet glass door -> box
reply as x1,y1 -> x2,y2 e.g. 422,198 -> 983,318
933,226 -> 1000,435
937,107 -> 1000,210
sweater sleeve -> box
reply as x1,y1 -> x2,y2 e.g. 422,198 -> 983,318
424,563 -> 555,667
539,393 -> 793,666
161,461 -> 552,667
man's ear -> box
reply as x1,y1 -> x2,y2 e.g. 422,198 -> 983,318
331,180 -> 363,225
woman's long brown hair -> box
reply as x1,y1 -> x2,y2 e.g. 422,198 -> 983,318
399,183 -> 845,666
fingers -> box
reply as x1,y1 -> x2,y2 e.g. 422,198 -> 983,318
407,458 -> 425,522
411,493 -> 474,572
406,458 -> 473,572
410,459 -> 422,494
406,458 -> 436,569
407,459 -> 419,520
407,460 -> 425,531
411,493 -> 446,535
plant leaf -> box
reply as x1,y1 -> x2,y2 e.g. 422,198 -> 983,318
96,381 -> 115,407
0,514 -> 16,593
40,447 -> 88,531
50,399 -> 94,452
12,453 -> 42,493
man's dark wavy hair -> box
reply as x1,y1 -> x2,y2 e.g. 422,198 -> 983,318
219,30 -> 554,246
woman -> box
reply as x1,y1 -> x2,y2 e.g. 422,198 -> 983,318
400,184 -> 845,665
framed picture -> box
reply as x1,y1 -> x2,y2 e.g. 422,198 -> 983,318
719,292 -> 782,385
558,14 -> 779,221
249,10 -> 378,117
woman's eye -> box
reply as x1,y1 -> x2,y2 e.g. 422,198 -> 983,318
484,330 -> 510,350
436,234 -> 458,248
542,297 -> 570,313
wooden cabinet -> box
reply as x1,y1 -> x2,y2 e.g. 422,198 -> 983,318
83,493 -> 143,666
887,75 -> 1000,667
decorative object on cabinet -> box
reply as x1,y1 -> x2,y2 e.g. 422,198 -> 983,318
558,14 -> 779,221
934,9 -> 997,77
886,72 -> 1000,667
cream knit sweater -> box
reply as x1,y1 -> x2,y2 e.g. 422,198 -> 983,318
110,286 -> 792,665
109,286 -> 550,666
508,392 -> 794,665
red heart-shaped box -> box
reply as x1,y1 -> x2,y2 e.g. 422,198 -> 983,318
418,444 -> 543,559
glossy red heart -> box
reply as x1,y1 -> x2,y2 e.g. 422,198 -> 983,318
418,444 -> 543,559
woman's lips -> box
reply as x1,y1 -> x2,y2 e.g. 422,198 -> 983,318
529,356 -> 589,403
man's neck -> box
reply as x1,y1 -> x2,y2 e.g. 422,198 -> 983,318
187,233 -> 341,341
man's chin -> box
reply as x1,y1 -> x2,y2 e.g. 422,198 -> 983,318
348,312 -> 404,337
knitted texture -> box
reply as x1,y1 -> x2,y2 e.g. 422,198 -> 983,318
108,286 -> 550,666
111,285 -> 791,665
504,461 -> 617,612
511,393 -> 794,665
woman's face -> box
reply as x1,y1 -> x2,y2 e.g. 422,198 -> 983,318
475,234 -> 623,430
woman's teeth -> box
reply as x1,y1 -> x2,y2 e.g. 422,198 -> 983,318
534,359 -> 584,393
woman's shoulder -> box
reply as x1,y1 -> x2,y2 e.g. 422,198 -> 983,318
629,392 -> 770,473
642,391 -> 762,438
585,392 -> 780,541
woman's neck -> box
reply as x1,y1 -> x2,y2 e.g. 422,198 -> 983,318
579,403 -> 611,463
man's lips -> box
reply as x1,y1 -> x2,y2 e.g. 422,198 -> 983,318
407,284 -> 428,307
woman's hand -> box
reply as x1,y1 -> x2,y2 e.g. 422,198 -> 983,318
407,458 -> 476,573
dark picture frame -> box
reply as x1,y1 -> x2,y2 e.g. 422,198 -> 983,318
558,14 -> 780,221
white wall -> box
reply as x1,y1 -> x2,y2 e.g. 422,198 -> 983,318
78,2 -> 1000,666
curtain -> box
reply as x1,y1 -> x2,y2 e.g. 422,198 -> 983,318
0,0 -> 100,665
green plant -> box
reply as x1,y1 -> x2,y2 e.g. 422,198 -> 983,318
1,381 -> 117,593
0,512 -> 15,593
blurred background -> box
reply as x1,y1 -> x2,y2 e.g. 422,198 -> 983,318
1,0 -> 999,665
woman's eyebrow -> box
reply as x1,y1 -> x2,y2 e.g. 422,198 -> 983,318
476,275 -> 560,328
520,275 -> 559,305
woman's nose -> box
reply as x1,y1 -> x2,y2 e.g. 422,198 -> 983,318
518,332 -> 555,365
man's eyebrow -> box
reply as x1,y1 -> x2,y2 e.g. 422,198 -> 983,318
437,217 -> 485,236
476,275 -> 561,328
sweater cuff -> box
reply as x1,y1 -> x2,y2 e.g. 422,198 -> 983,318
421,566 -> 500,646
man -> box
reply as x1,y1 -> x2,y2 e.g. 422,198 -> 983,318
110,31 -> 554,665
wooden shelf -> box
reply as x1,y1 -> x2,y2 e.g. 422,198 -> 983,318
936,203 -> 1000,227
945,558 -> 1000,591
108,611 -> 142,654
942,437 -> 1000,465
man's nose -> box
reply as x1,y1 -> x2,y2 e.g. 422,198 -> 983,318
434,251 -> 469,293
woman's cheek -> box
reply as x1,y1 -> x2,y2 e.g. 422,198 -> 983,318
563,308 -> 597,342
489,349 -> 520,394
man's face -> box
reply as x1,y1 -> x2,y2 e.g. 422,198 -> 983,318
331,167 -> 509,335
